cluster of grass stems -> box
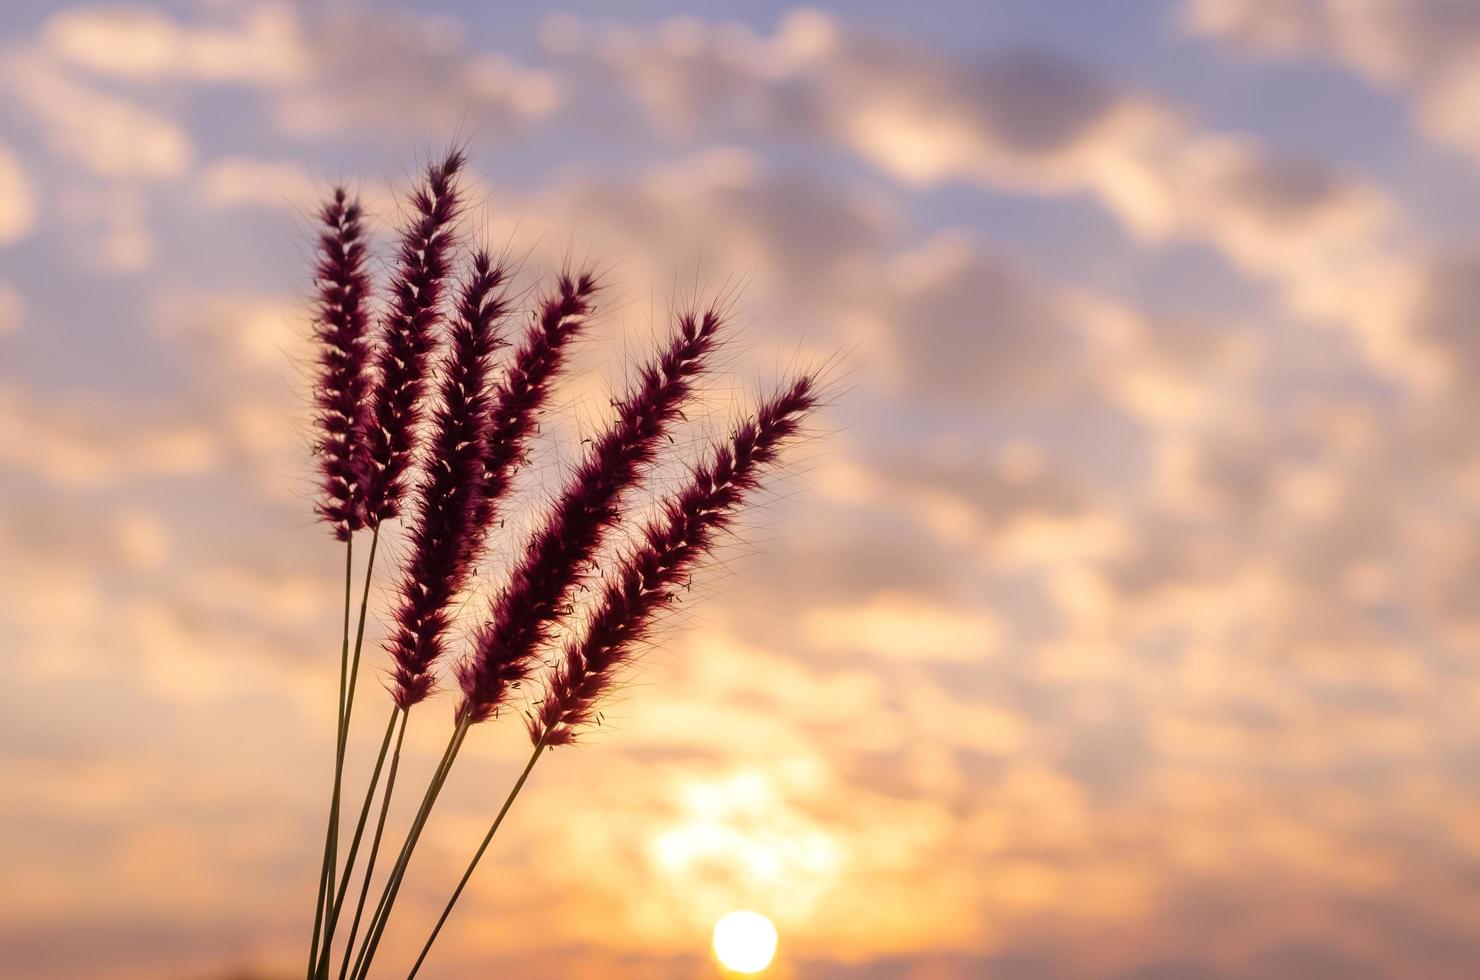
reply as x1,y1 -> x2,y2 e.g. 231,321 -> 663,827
299,148 -> 820,977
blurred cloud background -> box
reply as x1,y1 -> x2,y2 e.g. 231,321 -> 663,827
3,1 -> 1480,977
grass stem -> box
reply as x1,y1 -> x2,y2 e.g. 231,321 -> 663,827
406,734 -> 548,979
340,525 -> 381,771
310,523 -> 381,978
307,535 -> 354,978
349,714 -> 471,980
336,706 -> 409,980
315,702 -> 400,978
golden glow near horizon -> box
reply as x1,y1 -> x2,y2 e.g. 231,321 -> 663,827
712,910 -> 779,974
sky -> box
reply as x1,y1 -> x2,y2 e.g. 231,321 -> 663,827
3,1 -> 1480,978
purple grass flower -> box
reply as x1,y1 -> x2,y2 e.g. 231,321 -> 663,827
359,151 -> 464,527
311,187 -> 375,541
469,270 -> 600,554
387,250 -> 514,709
456,305 -> 727,724
531,375 -> 818,746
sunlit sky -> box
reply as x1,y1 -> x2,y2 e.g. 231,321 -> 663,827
3,1 -> 1480,978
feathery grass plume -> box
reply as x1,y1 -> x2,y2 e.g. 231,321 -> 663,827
357,150 -> 465,527
338,273 -> 628,980
470,270 -> 600,542
532,375 -> 818,746
320,267 -> 601,980
456,305 -> 726,724
404,378 -> 820,979
304,186 -> 378,978
311,187 -> 374,540
364,305 -> 727,979
386,250 -> 513,709
308,153 -> 463,979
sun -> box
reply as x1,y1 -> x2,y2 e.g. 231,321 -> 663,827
712,910 -> 778,973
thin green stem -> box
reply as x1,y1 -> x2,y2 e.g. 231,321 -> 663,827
337,706 -> 410,980
314,703 -> 401,979
307,535 -> 354,979
348,719 -> 461,980
317,525 -> 382,974
341,525 -> 381,772
352,718 -> 468,980
350,714 -> 472,980
407,735 -> 549,979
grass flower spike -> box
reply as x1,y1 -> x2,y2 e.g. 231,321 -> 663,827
358,150 -> 465,527
533,374 -> 819,745
471,270 -> 600,541
295,148 -> 827,980
346,305 -> 724,977
405,376 -> 819,977
456,305 -> 725,724
311,188 -> 374,541
386,250 -> 513,709
305,152 -> 464,979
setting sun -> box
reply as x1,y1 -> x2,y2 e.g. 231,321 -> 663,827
712,910 -> 779,973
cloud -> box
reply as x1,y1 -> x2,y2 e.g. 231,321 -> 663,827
194,157 -> 319,211
1182,0 -> 1480,166
810,438 -> 1119,576
55,182 -> 157,273
1083,301 -> 1258,430
110,509 -> 170,571
0,49 -> 192,179
490,146 -> 895,312
26,2 -> 559,141
0,280 -> 23,334
874,232 -> 1087,405
478,149 -> 1107,413
270,6 -> 559,138
141,288 -> 325,504
152,289 -> 309,372
0,385 -> 221,488
39,1 -> 307,84
561,10 -> 1434,385
578,11 -> 1135,190
1413,246 -> 1480,382
193,156 -> 401,222
803,592 -> 1002,663
0,143 -> 36,244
